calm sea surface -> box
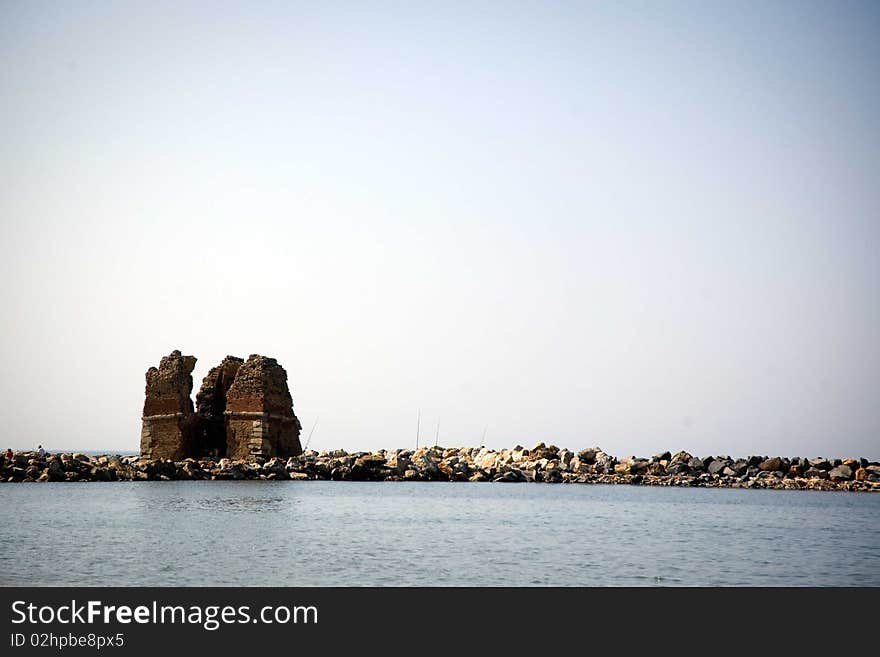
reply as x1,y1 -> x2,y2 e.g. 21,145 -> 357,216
1,482 -> 878,586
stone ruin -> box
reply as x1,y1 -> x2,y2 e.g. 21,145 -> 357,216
140,350 -> 303,461
140,350 -> 199,461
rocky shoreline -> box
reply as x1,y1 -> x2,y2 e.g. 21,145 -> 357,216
2,444 -> 879,492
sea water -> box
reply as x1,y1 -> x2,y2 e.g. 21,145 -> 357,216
1,481 -> 878,586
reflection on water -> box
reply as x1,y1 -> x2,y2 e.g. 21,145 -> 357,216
144,495 -> 292,513
1,481 -> 878,586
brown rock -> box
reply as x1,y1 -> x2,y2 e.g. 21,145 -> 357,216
759,457 -> 783,472
529,442 -> 556,460
576,447 -> 599,463
648,462 -> 666,476
828,464 -> 853,481
670,451 -> 692,464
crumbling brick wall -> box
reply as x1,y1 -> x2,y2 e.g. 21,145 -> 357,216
140,350 -> 198,460
224,355 -> 303,460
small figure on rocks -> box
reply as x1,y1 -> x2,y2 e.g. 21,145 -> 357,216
4,448 -> 12,461
37,445 -> 45,458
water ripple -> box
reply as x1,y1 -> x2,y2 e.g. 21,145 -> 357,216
0,482 -> 877,586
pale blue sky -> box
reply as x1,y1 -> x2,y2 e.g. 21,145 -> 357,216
1,1 -> 878,458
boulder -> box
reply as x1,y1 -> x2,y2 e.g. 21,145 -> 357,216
544,469 -> 563,483
530,443 -> 559,460
386,451 -> 411,474
474,449 -> 497,470
576,448 -> 600,464
759,457 -> 784,472
729,460 -> 749,475
229,462 -> 250,480
658,459 -> 702,475
594,451 -> 616,473
47,458 -> 65,481
708,459 -> 730,475
410,448 -> 440,478
354,453 -> 386,468
329,466 -> 350,481
687,457 -> 705,472
828,465 -> 853,482
178,461 -> 204,480
670,451 -> 692,465
558,449 -> 574,467
262,458 -> 288,478
629,459 -> 649,475
494,469 -> 526,483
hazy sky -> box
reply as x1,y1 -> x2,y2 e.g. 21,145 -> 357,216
1,1 -> 878,458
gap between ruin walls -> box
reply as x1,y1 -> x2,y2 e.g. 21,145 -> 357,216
140,351 -> 303,462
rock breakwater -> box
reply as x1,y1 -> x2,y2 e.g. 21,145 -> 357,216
2,444 -> 879,491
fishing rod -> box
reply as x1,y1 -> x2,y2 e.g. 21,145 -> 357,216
304,416 -> 319,452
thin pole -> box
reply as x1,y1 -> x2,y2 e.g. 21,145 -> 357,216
304,416 -> 319,451
415,410 -> 421,450
481,425 -> 487,447
434,417 -> 440,447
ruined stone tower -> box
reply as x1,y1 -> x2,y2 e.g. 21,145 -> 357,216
140,351 -> 302,461
223,355 -> 303,460
140,350 -> 199,460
